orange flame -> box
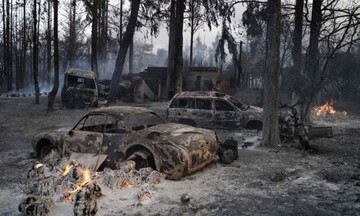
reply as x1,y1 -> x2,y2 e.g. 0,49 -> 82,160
68,169 -> 91,194
120,179 -> 134,189
61,163 -> 92,201
62,164 -> 73,177
312,100 -> 347,117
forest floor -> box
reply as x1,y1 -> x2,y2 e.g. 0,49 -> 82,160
0,96 -> 360,216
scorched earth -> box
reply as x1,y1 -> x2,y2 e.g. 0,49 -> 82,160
0,96 -> 360,215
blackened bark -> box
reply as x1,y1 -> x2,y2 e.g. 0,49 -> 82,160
301,0 -> 323,123
67,0 -> 77,67
189,0 -> 194,66
292,0 -> 304,76
108,0 -> 141,103
167,0 -> 176,99
174,0 -> 185,93
46,0 -> 52,85
262,0 -> 281,146
91,2 -> 98,78
119,0 -> 123,42
20,0 -> 26,89
33,0 -> 40,104
7,0 -> 12,91
1,0 -> 5,92
48,0 -> 59,110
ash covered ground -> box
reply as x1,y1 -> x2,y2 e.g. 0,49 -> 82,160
0,97 -> 360,216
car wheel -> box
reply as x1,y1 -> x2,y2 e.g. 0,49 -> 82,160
127,150 -> 155,170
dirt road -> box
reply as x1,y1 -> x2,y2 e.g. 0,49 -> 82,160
0,97 -> 359,215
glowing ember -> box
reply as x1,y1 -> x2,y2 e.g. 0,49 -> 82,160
120,179 -> 134,189
62,164 -> 72,177
312,100 -> 347,117
68,169 -> 91,194
61,163 -> 92,201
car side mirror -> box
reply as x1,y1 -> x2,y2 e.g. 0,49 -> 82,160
68,130 -> 74,136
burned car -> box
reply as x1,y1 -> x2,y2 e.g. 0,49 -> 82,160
61,68 -> 99,108
32,106 -> 219,180
167,91 -> 263,130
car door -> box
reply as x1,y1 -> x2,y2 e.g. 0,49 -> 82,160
168,98 -> 196,126
64,114 -> 106,154
191,98 -> 214,128
214,99 -> 241,128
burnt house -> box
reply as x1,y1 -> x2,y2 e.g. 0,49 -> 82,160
138,66 -> 222,100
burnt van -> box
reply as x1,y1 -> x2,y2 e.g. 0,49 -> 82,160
61,68 -> 99,108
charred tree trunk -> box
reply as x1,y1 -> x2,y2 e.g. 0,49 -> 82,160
20,0 -> 27,90
174,0 -> 185,94
301,0 -> 323,123
98,0 -> 108,78
46,0 -> 52,85
189,0 -> 194,66
67,0 -> 77,67
47,0 -> 59,110
262,0 -> 281,146
166,0 -> 176,99
108,0 -> 141,103
1,0 -> 5,92
33,0 -> 40,104
292,0 -> 304,79
291,0 -> 304,120
91,1 -> 98,78
7,0 -> 12,91
119,0 -> 123,42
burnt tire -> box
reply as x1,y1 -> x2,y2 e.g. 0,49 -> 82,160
127,150 -> 155,170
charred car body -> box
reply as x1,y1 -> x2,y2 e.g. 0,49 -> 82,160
61,68 -> 99,108
167,91 -> 263,130
32,106 -> 219,180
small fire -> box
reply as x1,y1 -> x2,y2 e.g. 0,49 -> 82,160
312,100 -> 347,117
120,179 -> 134,189
68,169 -> 91,194
61,162 -> 92,201
62,164 -> 72,177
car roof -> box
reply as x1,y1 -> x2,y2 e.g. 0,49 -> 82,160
65,68 -> 96,79
88,106 -> 156,119
174,91 -> 228,99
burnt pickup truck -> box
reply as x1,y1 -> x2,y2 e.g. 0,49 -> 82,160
61,68 -> 99,108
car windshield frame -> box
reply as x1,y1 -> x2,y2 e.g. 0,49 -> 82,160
226,96 -> 249,111
123,112 -> 165,132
